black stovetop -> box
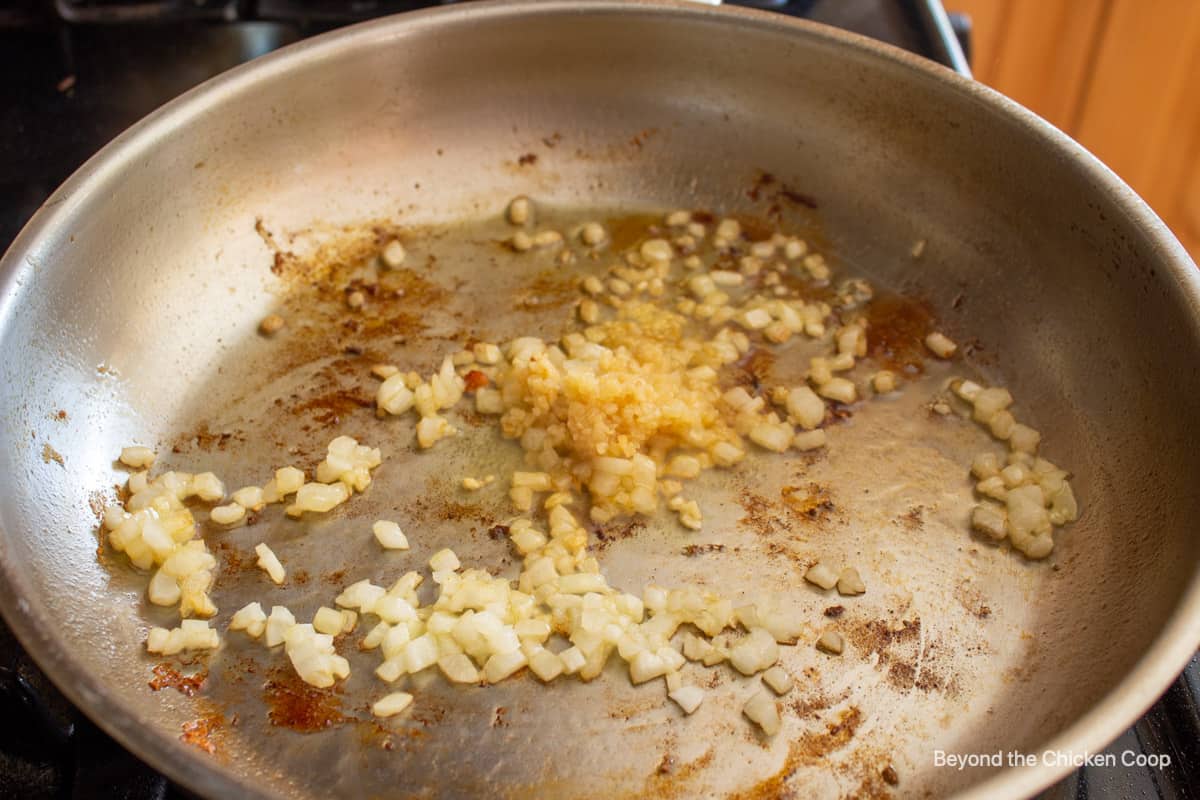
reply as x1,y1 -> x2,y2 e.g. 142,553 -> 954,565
0,1 -> 1196,798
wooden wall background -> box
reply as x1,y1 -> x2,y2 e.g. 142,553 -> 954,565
947,0 -> 1200,261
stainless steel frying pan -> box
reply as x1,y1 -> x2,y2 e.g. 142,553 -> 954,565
2,2 -> 1199,798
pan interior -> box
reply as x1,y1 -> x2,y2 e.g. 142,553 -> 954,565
0,4 -> 1197,799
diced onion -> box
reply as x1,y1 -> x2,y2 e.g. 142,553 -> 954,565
484,649 -> 528,683
429,549 -> 461,573
669,685 -> 705,714
792,429 -> 827,451
381,239 -> 406,268
438,653 -> 481,684
372,692 -> 413,718
313,607 -> 345,636
255,543 -> 286,584
924,332 -> 957,359
266,606 -> 295,647
762,666 -> 794,695
743,689 -> 780,735
804,562 -> 838,590
103,211 -> 1087,740
210,503 -> 245,526
373,520 -> 409,550
816,631 -> 844,655
229,602 -> 267,638
119,446 -> 156,469
836,568 -> 866,596
816,377 -> 857,404
729,628 -> 780,675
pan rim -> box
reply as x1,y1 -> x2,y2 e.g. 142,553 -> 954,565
0,1 -> 1197,798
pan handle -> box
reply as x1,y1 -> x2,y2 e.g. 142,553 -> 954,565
910,0 -> 973,77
